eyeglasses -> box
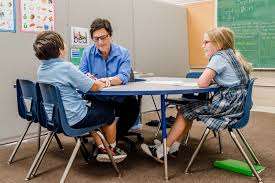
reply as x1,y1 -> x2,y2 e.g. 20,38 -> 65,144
92,34 -> 109,42
202,40 -> 212,45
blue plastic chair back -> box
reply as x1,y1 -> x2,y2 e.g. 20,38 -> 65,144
16,79 -> 38,122
183,71 -> 207,100
36,82 -> 101,137
186,71 -> 202,79
229,79 -> 255,129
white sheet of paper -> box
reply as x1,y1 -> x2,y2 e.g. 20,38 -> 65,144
145,80 -> 198,87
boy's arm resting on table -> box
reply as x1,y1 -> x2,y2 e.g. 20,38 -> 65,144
90,80 -> 106,91
197,68 -> 216,88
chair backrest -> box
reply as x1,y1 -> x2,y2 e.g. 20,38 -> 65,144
130,68 -> 135,82
229,79 -> 255,129
186,71 -> 203,78
16,79 -> 38,122
36,82 -> 99,137
183,71 -> 207,99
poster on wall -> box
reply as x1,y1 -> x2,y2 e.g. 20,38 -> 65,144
0,0 -> 16,32
70,48 -> 84,66
20,0 -> 55,32
71,27 -> 90,47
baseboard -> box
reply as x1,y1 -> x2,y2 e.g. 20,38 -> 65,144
251,106 -> 275,114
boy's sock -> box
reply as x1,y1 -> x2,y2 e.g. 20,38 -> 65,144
110,142 -> 116,149
156,143 -> 170,159
98,144 -> 105,149
154,139 -> 180,154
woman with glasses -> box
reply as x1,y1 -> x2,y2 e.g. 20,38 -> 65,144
79,18 -> 140,162
141,27 -> 252,163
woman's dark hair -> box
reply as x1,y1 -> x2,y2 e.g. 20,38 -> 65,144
33,31 -> 65,60
90,18 -> 113,38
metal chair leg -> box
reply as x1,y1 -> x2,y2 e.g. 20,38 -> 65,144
217,131 -> 223,154
96,131 -> 121,177
54,134 -> 64,150
138,95 -> 143,125
236,129 -> 261,165
74,137 -> 89,163
60,138 -> 81,183
80,137 -> 89,156
8,121 -> 32,165
151,95 -> 162,138
185,128 -> 211,174
25,131 -> 54,180
212,130 -> 217,138
37,124 -> 41,151
229,130 -> 263,183
31,131 -> 55,178
183,131 -> 190,146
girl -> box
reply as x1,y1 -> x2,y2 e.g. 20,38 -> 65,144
141,27 -> 252,162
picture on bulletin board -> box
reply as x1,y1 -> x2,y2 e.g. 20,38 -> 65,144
0,0 -> 16,32
71,48 -> 84,66
20,0 -> 55,32
71,27 -> 90,47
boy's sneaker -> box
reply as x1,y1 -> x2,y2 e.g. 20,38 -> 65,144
153,139 -> 162,146
153,139 -> 179,158
96,146 -> 127,163
140,143 -> 164,163
95,147 -> 108,162
111,146 -> 127,163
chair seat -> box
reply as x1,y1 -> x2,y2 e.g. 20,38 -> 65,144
25,114 -> 33,121
166,93 -> 209,105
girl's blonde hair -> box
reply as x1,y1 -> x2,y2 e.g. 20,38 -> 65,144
206,27 -> 252,74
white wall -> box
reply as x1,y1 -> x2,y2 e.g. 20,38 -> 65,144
158,0 -> 211,5
133,0 -> 188,76
0,0 -> 67,144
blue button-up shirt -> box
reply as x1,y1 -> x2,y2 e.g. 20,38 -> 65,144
79,43 -> 131,84
38,58 -> 94,126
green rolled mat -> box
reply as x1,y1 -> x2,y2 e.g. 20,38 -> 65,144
213,159 -> 265,176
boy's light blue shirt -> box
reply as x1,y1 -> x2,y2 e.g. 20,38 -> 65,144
79,43 -> 131,84
37,58 -> 94,126
207,53 -> 241,87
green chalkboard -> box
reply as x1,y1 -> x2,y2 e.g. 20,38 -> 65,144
218,0 -> 275,68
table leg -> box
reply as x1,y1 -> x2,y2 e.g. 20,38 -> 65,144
161,94 -> 168,181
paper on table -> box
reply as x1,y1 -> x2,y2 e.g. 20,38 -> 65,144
145,80 -> 198,87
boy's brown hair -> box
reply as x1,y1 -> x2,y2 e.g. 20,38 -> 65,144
33,31 -> 64,60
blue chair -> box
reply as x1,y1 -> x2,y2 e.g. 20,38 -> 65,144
8,79 -> 41,164
25,82 -> 120,183
184,79 -> 263,183
8,79 -> 63,165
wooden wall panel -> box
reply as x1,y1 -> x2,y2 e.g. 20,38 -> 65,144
185,0 -> 215,68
